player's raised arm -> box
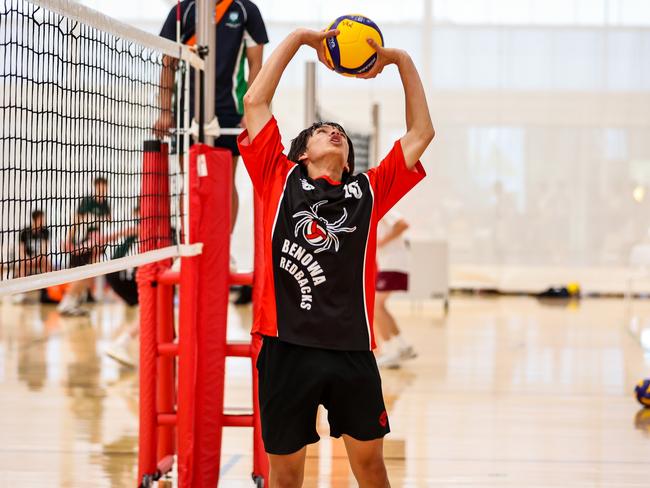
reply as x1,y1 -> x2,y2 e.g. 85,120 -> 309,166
362,40 -> 435,169
152,55 -> 177,138
243,28 -> 338,141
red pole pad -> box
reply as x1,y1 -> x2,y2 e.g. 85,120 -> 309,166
176,144 -> 232,487
137,141 -> 169,484
192,145 -> 232,487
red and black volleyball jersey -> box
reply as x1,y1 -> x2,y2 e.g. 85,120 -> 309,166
238,117 -> 425,351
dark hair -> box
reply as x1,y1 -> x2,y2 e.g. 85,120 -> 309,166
93,176 -> 108,185
31,210 -> 44,220
287,122 -> 355,178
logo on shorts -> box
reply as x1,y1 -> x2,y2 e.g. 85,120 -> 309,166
292,200 -> 356,254
379,410 -> 388,428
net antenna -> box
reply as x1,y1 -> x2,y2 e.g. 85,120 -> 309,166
0,0 -> 203,296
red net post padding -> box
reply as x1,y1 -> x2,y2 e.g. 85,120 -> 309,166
137,264 -> 158,485
195,145 -> 231,486
177,144 -> 232,487
177,246 -> 198,486
137,140 -> 170,485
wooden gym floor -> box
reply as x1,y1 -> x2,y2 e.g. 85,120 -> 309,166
0,295 -> 648,487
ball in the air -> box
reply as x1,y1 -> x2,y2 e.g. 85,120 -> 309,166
323,14 -> 384,77
635,379 -> 650,407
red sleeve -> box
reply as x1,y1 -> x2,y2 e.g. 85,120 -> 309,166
366,140 -> 426,219
237,116 -> 295,192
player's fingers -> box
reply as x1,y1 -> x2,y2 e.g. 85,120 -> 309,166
366,38 -> 383,52
322,29 -> 339,39
357,67 -> 379,79
317,51 -> 334,70
357,58 -> 383,79
316,42 -> 334,69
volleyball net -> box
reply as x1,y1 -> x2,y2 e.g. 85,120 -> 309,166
0,0 -> 202,296
1,2 -> 268,486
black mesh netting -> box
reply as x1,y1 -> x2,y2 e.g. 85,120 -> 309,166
0,0 -> 187,284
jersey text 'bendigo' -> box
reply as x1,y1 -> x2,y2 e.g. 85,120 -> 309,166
238,118 -> 425,351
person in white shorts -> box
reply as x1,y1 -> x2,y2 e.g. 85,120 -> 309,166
375,210 -> 417,368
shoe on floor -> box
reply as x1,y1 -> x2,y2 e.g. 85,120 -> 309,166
11,293 -> 26,304
59,305 -> 89,317
398,345 -> 417,361
105,342 -> 136,367
376,350 -> 401,369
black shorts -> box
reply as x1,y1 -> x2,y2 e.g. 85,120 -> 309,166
69,251 -> 92,268
213,114 -> 242,157
256,337 -> 390,455
106,269 -> 138,306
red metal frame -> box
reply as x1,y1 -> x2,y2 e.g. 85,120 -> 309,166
137,140 -> 169,486
137,142 -> 268,487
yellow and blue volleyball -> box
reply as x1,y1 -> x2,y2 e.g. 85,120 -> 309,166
323,15 -> 384,77
635,379 -> 650,407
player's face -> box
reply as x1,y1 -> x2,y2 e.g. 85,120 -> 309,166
303,124 -> 350,172
94,182 -> 107,200
32,214 -> 44,228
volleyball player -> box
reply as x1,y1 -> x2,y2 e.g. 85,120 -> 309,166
58,177 -> 111,316
375,210 -> 417,369
17,210 -> 50,277
238,28 -> 434,487
10,210 -> 51,304
104,207 -> 140,367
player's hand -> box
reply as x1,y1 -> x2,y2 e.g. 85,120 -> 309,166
357,39 -> 406,79
153,112 -> 173,139
298,28 -> 339,70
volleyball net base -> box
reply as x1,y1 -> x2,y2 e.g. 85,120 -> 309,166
137,142 -> 267,488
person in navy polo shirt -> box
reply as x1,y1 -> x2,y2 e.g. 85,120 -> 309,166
239,27 -> 434,487
155,0 -> 269,234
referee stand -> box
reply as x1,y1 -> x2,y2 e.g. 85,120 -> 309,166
137,139 -> 268,487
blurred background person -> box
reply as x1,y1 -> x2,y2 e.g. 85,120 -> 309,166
375,210 -> 417,369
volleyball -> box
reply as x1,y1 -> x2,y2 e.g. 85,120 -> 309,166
635,379 -> 650,407
323,15 -> 384,76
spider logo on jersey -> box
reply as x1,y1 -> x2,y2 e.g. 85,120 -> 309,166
293,200 -> 356,253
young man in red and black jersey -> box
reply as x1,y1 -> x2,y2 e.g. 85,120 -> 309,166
238,28 -> 434,487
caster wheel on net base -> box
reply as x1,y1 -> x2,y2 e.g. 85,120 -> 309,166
252,473 -> 265,487
139,474 -> 154,488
